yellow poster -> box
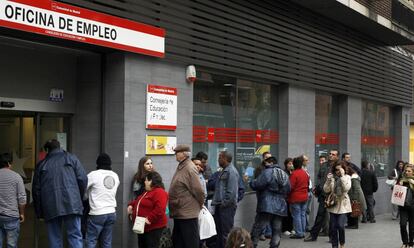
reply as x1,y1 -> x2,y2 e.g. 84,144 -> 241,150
146,135 -> 177,155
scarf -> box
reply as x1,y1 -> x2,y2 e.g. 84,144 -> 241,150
399,175 -> 414,190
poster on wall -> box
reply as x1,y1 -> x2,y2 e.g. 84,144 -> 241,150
146,85 -> 177,130
146,135 -> 176,155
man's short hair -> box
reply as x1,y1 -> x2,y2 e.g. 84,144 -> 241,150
330,149 -> 339,156
341,152 -> 350,160
319,155 -> 327,160
195,151 -> 208,161
220,151 -> 233,163
44,139 -> 60,152
262,151 -> 271,159
0,153 -> 12,169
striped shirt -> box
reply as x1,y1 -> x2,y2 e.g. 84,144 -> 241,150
0,168 -> 26,218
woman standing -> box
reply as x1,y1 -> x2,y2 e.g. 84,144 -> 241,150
397,164 -> 414,248
287,156 -> 309,239
324,161 -> 352,248
282,158 -> 294,236
345,166 -> 366,229
128,171 -> 168,248
390,161 -> 405,220
133,156 -> 155,197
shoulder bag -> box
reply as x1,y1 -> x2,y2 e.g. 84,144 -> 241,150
132,192 -> 148,234
324,191 -> 336,208
386,169 -> 397,188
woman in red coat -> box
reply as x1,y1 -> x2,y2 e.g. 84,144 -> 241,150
128,171 -> 168,248
288,156 -> 310,239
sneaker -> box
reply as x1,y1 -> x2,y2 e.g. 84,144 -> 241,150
291,230 -> 296,235
283,231 -> 291,236
259,234 -> 266,241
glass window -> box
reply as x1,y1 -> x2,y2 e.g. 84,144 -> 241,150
315,93 -> 339,174
193,72 -> 278,191
361,101 -> 394,177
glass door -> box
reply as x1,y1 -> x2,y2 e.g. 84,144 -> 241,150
0,111 -> 71,247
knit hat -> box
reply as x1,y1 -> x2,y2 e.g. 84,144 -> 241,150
96,153 -> 112,167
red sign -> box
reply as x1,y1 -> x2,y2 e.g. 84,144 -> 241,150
0,0 -> 165,57
193,126 -> 279,144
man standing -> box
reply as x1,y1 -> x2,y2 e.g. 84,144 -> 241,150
360,160 -> 378,223
305,149 -> 339,242
302,155 -> 313,232
196,151 -> 212,180
211,151 -> 240,248
33,139 -> 87,248
250,156 -> 290,248
169,145 -> 205,248
0,153 -> 26,248
86,153 -> 120,248
342,152 -> 362,176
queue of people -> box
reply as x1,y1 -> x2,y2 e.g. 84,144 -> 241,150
0,139 -> 410,248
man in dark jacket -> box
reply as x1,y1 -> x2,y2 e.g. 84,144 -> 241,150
250,156 -> 290,248
32,139 -> 87,248
305,149 -> 339,242
360,160 -> 378,223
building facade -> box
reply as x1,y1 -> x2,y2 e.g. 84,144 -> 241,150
0,0 -> 413,247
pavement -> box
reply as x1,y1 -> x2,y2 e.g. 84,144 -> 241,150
257,213 -> 401,248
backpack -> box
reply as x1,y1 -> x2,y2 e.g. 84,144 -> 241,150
272,167 -> 290,194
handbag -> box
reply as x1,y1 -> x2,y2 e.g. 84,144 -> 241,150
350,200 -> 362,217
386,169 -> 397,188
391,184 -> 407,206
132,192 -> 148,234
198,206 -> 217,240
159,228 -> 173,248
324,192 -> 336,208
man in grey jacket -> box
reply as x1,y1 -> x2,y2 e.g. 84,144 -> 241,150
210,150 -> 240,248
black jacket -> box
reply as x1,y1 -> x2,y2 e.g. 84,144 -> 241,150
360,168 -> 378,195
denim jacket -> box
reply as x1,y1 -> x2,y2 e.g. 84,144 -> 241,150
211,164 -> 239,208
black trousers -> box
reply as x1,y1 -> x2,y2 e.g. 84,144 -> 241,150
172,218 -> 199,248
400,206 -> 414,246
309,198 -> 328,239
206,205 -> 236,248
138,227 -> 163,248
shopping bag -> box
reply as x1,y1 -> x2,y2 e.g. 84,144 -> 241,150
391,184 -> 407,206
198,206 -> 217,240
350,200 -> 362,217
132,216 -> 146,234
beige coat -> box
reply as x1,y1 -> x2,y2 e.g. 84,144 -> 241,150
323,174 -> 352,214
169,157 -> 205,219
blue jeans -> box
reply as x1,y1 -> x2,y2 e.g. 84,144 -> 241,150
46,215 -> 83,248
0,217 -> 20,248
290,202 -> 307,237
86,213 -> 116,248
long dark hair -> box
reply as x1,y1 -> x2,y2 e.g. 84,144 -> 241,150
134,156 -> 152,183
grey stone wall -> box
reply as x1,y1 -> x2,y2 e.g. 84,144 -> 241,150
102,53 -> 190,247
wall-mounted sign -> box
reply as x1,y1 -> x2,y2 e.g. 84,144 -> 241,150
146,85 -> 177,130
49,88 -> 64,102
0,0 -> 165,57
146,135 -> 176,155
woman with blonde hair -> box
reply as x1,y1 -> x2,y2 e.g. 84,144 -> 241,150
132,156 -> 154,197
397,163 -> 414,248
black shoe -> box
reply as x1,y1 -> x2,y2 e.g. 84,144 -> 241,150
304,235 -> 316,242
345,225 -> 358,229
290,235 -> 304,239
370,219 -> 376,223
361,219 -> 367,223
